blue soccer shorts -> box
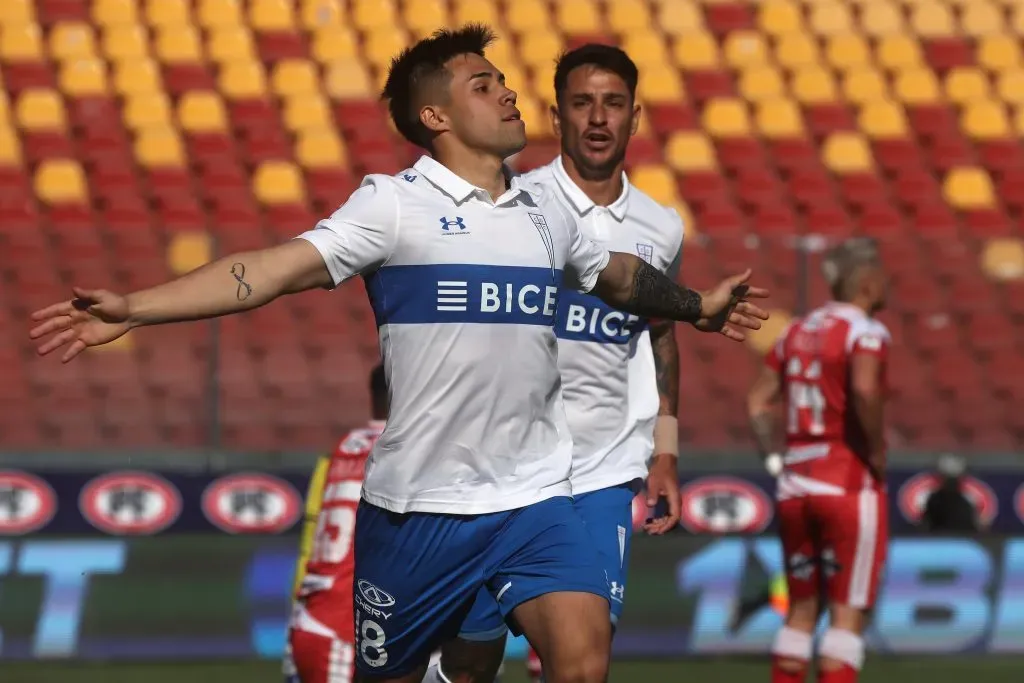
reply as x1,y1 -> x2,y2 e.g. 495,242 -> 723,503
351,495 -> 609,678
458,479 -> 641,642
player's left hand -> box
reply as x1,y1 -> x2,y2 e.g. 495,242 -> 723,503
644,453 -> 681,535
694,269 -> 770,342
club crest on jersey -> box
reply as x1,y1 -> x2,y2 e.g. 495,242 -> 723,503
402,173 -> 417,182
440,216 -> 469,235
528,212 -> 556,278
636,242 -> 654,264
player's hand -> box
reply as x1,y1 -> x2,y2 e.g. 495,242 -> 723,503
694,269 -> 770,342
29,287 -> 132,363
643,453 -> 681,535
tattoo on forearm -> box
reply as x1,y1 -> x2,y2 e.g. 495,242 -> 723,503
231,263 -> 252,301
750,412 -> 778,456
627,260 -> 702,323
651,324 -> 679,415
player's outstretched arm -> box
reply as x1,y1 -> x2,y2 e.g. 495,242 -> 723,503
592,253 -> 771,341
29,239 -> 332,362
747,366 -> 784,476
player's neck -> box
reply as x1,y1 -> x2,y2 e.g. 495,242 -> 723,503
560,153 -> 624,207
836,298 -> 874,317
433,145 -> 509,201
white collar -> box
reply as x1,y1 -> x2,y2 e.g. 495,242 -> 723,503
413,155 -> 524,205
551,156 -> 630,221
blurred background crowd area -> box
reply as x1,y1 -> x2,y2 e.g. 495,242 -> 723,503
1,0 -> 1024,455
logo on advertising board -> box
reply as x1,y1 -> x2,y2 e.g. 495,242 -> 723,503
79,471 -> 182,535
0,471 -> 57,535
679,476 -> 773,534
201,473 -> 301,534
898,473 -> 998,528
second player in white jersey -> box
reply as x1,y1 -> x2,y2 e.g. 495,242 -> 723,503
522,157 -> 683,495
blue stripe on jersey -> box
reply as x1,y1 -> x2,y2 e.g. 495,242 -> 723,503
555,289 -> 648,344
365,264 -> 564,326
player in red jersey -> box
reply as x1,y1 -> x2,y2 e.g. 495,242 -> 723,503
285,364 -> 388,683
747,238 -> 890,683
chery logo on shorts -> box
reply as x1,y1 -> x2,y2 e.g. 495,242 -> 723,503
79,471 -> 182,535
679,476 -> 773,534
202,473 -> 301,534
357,580 -> 396,608
898,473 -> 998,528
0,471 -> 57,535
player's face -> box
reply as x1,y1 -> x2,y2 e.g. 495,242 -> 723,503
553,66 -> 640,179
443,53 -> 526,159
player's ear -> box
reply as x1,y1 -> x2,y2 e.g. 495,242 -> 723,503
630,102 -> 641,137
420,105 -> 451,135
549,103 -> 562,138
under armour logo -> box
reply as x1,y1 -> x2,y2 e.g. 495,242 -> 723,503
402,174 -> 417,182
440,216 -> 467,232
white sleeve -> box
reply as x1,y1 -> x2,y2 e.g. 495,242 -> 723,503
664,208 -> 684,281
295,176 -> 399,287
561,204 -> 610,293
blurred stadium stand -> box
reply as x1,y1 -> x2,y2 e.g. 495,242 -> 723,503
2,0 -> 1023,453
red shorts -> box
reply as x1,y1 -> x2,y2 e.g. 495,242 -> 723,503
776,487 -> 888,609
287,627 -> 355,683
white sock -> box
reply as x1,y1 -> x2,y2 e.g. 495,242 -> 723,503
423,662 -> 454,683
818,628 -> 865,670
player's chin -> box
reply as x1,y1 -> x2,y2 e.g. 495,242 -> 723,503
496,128 -> 527,157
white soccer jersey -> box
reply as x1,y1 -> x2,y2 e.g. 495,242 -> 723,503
298,156 -> 610,515
521,158 -> 684,496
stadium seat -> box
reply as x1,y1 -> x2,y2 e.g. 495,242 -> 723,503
809,2 -> 854,36
323,59 -> 373,100
154,26 -> 204,64
638,66 -> 686,103
666,131 -> 718,172
167,232 -> 212,275
311,26 -> 358,63
877,35 -> 924,72
702,98 -> 751,137
15,89 -> 66,131
114,59 -> 163,97
34,159 -> 87,204
775,32 -> 820,71
124,94 -> 173,132
792,66 -> 839,104
196,0 -> 244,29
673,32 -> 721,70
758,0 -> 802,37
351,0 -> 399,31
134,127 -> 185,168
893,67 -> 942,104
823,132 -> 874,173
842,68 -> 888,106
629,165 -> 679,206
738,65 -> 785,102
945,68 -> 991,105
271,59 -> 320,98
49,22 -> 98,62
981,238 -> 1024,281
962,101 -> 1012,139
962,2 -> 1004,37
299,0 -> 345,30
859,101 -> 909,139
250,0 -> 296,32
861,3 -> 905,37
219,61 -> 268,100
208,26 -> 258,64
911,4 -> 956,38
452,0 -> 498,26
0,23 -> 44,62
723,31 -> 769,70
943,167 -> 996,209
755,99 -> 805,138
178,92 -> 229,134
978,34 -> 1022,73
102,25 -> 149,62
59,59 -> 109,98
296,128 -> 347,168
657,1 -> 704,36
826,34 -> 871,72
283,95 -> 332,133
0,0 -> 33,25
363,28 -> 410,70
403,0 -> 448,34
254,160 -> 305,205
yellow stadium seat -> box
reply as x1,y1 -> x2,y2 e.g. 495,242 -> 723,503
658,2 -> 704,35
842,68 -> 888,105
859,101 -> 909,139
15,90 -> 66,131
962,101 -> 1011,139
980,238 -> 1024,281
34,159 -> 87,204
271,59 -> 320,98
911,4 -> 956,38
943,167 -> 995,209
997,69 -> 1024,106
638,66 -> 686,103
822,132 -> 873,173
124,94 -> 173,132
505,0 -> 550,34
555,0 -> 602,35
0,94 -> 8,124
860,3 -> 904,37
739,65 -> 785,102
607,0 -> 652,33
946,68 -> 991,105
59,59 -> 109,97
363,28 -> 409,68
0,0 -> 33,25
49,22 -> 97,62
808,2 -> 854,36
792,66 -> 838,104
878,36 -> 923,73
92,0 -> 139,27
178,91 -> 229,133
196,0 -> 244,30
311,26 -> 358,63
0,23 -> 43,61
452,0 -> 498,26
531,64 -> 557,105
622,31 -> 673,68
404,0 -> 448,34
673,33 -> 721,70
155,26 -> 203,64
893,67 -> 941,104
296,128 -> 348,168
703,98 -> 751,138
283,95 -> 332,133
208,27 -> 258,64
1012,7 -> 1024,35
978,35 -> 1022,72
759,0 -> 803,36
519,31 -> 564,69
254,161 -> 306,205
962,3 -> 1005,37
352,0 -> 399,31
775,32 -> 820,71
1013,106 -> 1024,135
250,0 -> 296,32
300,0 -> 346,29
519,96 -> 552,140
219,61 -> 268,99
756,98 -> 804,138
323,59 -> 373,99
0,127 -> 22,166
631,165 -> 679,205
144,0 -> 191,28
724,31 -> 768,70
168,232 -> 213,276
103,26 -> 149,62
134,127 -> 185,168
114,60 -> 163,97
826,34 -> 870,72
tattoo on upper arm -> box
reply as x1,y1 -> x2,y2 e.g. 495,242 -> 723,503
651,324 -> 679,415
627,260 -> 702,323
231,263 -> 253,301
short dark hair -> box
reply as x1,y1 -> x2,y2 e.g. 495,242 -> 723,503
381,24 -> 496,148
822,237 -> 881,300
553,44 -> 639,105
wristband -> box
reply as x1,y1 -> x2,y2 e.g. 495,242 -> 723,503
765,452 -> 784,477
654,416 -> 679,457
